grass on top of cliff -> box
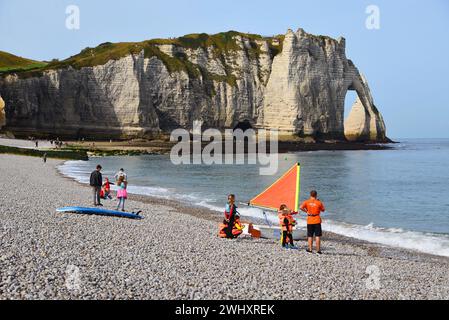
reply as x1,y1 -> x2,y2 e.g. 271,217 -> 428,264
0,31 -> 285,82
150,31 -> 284,58
0,51 -> 47,74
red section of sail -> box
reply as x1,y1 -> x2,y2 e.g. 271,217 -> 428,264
250,164 -> 298,211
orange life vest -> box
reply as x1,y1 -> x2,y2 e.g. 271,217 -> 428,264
218,216 -> 243,238
278,213 -> 296,231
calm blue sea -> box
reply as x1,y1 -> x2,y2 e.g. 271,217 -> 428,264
59,139 -> 449,257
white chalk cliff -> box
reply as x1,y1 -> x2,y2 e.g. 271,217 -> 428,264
0,29 -> 388,142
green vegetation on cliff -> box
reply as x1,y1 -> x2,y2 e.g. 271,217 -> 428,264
150,31 -> 284,59
0,31 -> 285,86
0,51 -> 47,73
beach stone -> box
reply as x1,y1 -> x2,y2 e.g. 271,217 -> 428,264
0,154 -> 448,299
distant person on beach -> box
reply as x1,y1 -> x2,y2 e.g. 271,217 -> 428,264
35,140 -> 38,148
90,165 -> 103,206
300,190 -> 326,254
114,168 -> 127,183
278,204 -> 298,249
116,176 -> 128,211
43,153 -> 47,163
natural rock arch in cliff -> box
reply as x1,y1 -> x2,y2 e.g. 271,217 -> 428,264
343,74 -> 387,142
257,28 -> 388,142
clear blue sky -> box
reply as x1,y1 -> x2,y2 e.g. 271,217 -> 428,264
1,0 -> 448,139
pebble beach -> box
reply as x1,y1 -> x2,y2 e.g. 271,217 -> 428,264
1,154 -> 448,300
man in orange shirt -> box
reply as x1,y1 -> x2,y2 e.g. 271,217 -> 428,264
300,190 -> 326,254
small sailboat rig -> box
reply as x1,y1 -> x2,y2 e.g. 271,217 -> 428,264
250,162 -> 301,212
242,162 -> 306,240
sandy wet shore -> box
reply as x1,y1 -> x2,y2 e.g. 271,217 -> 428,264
0,154 -> 448,300
0,137 -> 54,150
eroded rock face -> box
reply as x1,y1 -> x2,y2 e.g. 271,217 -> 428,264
260,29 -> 351,138
260,29 -> 387,141
0,95 -> 5,128
0,28 -> 388,141
0,54 -> 160,138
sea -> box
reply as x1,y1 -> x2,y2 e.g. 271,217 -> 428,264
58,139 -> 449,257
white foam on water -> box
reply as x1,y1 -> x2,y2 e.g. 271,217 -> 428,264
125,185 -> 172,199
323,219 -> 449,257
58,161 -> 215,203
58,161 -> 90,183
194,201 -> 223,212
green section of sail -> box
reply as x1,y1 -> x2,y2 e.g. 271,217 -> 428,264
294,163 -> 301,212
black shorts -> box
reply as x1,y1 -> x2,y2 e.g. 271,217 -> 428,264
307,224 -> 322,237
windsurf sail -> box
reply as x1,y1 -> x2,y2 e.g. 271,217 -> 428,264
249,163 -> 301,212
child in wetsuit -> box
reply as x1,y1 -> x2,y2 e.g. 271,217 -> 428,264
224,194 -> 240,238
278,204 -> 298,249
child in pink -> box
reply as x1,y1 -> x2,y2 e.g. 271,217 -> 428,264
116,178 -> 128,211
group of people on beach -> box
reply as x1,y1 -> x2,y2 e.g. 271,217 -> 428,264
89,166 -> 129,211
89,164 -> 325,252
30,136 -> 65,149
222,191 -> 326,253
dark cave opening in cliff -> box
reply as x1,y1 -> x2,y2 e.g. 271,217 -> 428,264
233,120 -> 253,132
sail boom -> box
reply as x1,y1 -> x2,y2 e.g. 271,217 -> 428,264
246,203 -> 278,212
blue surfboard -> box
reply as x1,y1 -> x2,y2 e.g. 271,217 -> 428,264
56,207 -> 143,219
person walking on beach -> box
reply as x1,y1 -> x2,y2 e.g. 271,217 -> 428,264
114,168 -> 127,183
300,190 -> 326,254
116,176 -> 128,211
43,153 -> 47,163
90,165 -> 103,206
